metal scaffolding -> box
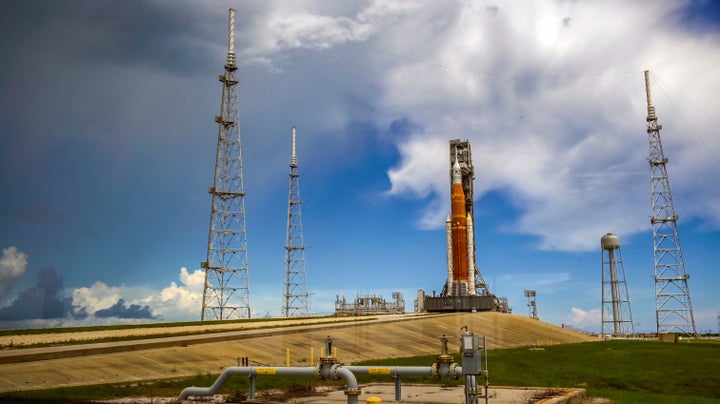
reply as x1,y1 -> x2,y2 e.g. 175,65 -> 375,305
200,8 -> 251,320
524,290 -> 538,320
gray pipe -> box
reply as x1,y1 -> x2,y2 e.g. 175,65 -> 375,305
344,364 -> 461,379
179,365 -> 360,404
343,365 -> 434,377
179,366 -> 316,400
333,365 -> 360,404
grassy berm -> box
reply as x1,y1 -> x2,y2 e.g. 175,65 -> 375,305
0,339 -> 718,403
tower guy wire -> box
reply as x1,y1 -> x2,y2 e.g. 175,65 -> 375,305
644,70 -> 696,336
200,8 -> 251,320
282,127 -> 309,317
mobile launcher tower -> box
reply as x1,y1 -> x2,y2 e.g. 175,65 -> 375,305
420,140 -> 499,313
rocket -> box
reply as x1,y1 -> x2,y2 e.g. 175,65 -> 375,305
446,150 -> 475,296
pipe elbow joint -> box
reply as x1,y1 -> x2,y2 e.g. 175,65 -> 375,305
332,365 -> 359,391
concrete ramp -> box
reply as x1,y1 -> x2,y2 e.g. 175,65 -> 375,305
0,313 -> 594,392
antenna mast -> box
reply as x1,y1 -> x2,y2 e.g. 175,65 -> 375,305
200,8 -> 251,320
644,70 -> 696,336
282,127 -> 309,317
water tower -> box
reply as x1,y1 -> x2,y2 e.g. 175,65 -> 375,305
601,233 -> 635,337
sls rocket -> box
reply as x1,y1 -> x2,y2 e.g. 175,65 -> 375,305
446,150 -> 476,296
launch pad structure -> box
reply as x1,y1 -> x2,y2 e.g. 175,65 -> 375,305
421,140 -> 499,313
334,292 -> 405,316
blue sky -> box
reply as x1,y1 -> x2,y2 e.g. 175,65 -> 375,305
1,0 -> 719,332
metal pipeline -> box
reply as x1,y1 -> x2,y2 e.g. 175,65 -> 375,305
346,363 -> 464,378
333,366 -> 361,404
342,364 -> 461,401
178,365 -> 359,404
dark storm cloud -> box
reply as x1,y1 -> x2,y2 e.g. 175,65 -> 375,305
94,299 -> 156,319
0,267 -> 156,321
0,1 -> 220,77
0,267 -> 79,321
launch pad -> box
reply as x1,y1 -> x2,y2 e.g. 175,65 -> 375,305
420,140 -> 499,313
420,292 -> 499,312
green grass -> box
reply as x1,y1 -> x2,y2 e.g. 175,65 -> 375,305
0,340 -> 718,403
486,340 -> 720,402
351,340 -> 720,402
0,373 -> 345,403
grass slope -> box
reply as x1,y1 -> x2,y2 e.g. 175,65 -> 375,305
347,339 -> 720,403
488,340 -> 720,403
1,340 -> 718,403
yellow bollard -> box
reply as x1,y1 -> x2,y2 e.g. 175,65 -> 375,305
366,396 -> 382,403
310,347 -> 314,364
321,347 -> 325,357
333,347 -> 337,357
286,348 -> 290,367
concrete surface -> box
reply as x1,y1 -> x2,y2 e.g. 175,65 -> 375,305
294,383 -> 586,404
0,312 -> 596,394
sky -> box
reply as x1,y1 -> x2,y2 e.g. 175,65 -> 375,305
1,0 -> 719,333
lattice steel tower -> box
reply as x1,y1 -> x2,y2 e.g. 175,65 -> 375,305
644,70 -> 696,336
601,233 -> 635,337
282,127 -> 309,317
200,8 -> 251,320
524,290 -> 538,320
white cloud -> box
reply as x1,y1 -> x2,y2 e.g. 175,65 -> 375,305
238,0 -> 420,68
0,246 -> 28,303
566,306 -> 601,331
72,282 -> 122,314
136,267 -> 204,321
68,268 -> 204,322
371,0 -> 720,251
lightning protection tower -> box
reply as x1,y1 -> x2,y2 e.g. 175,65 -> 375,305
282,127 -> 309,317
200,8 -> 251,320
644,70 -> 696,336
601,233 -> 635,337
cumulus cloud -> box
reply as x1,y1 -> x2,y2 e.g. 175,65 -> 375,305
566,307 -> 601,331
369,0 -> 720,251
136,267 -> 204,321
70,269 -> 206,322
0,267 -> 76,321
238,1 -> 420,68
195,0 -> 720,253
0,246 -> 27,302
0,266 -> 204,328
95,299 -> 155,319
72,282 -> 123,315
